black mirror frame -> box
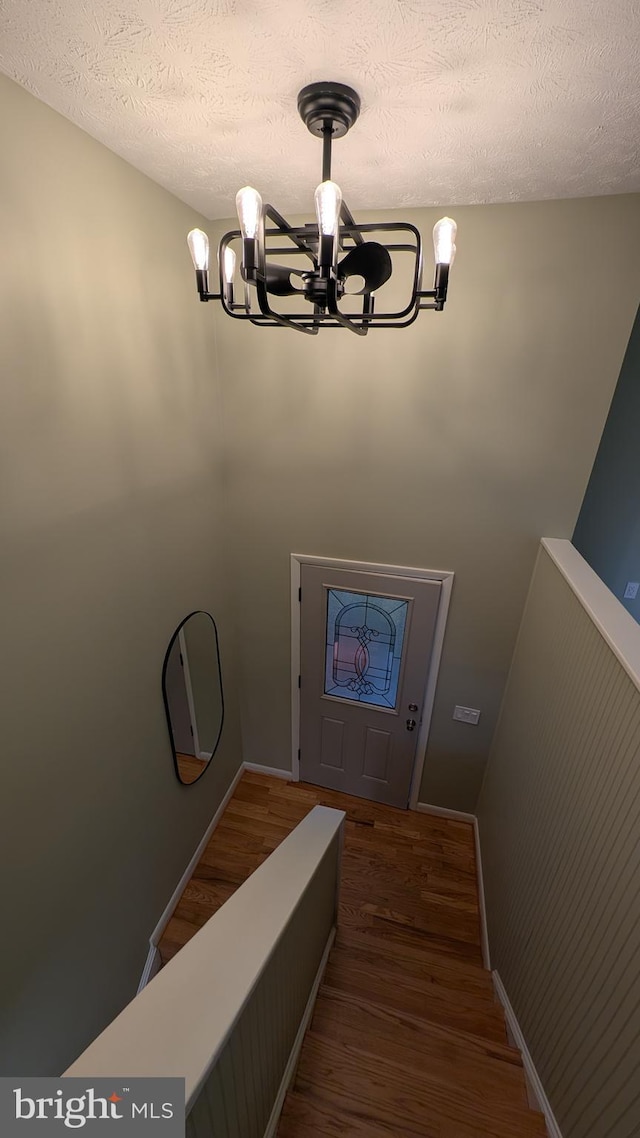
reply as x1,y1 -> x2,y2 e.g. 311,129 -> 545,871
161,610 -> 225,787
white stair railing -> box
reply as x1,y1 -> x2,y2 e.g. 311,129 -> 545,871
65,804 -> 345,1138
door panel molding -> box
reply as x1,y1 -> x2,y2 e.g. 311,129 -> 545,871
290,554 -> 454,810
320,717 -> 346,770
363,727 -> 392,782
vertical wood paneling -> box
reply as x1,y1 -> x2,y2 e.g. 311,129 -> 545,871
186,839 -> 339,1138
478,546 -> 640,1138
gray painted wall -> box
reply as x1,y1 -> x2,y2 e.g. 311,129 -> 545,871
477,545 -> 640,1138
211,195 -> 640,811
573,305 -> 640,622
0,75 -> 242,1074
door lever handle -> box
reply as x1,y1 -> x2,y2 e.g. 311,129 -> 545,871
406,718 -> 417,732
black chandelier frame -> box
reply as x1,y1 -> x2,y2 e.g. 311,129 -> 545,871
192,81 -> 452,336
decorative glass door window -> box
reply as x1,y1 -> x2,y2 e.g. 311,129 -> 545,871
324,588 -> 409,709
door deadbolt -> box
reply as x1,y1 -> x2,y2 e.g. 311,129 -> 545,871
408,703 -> 418,712
406,718 -> 417,732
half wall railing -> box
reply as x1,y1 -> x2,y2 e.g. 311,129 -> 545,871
65,803 -> 345,1138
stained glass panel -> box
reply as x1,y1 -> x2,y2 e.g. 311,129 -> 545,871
324,588 -> 409,709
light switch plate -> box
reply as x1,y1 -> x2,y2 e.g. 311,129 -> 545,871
624,582 -> 639,599
453,705 -> 481,725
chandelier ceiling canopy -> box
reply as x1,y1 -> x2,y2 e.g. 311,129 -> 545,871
187,82 -> 457,335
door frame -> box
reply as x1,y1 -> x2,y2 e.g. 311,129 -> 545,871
290,554 -> 454,810
178,628 -> 213,762
177,628 -> 202,758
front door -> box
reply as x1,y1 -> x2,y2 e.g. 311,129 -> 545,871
299,564 -> 441,808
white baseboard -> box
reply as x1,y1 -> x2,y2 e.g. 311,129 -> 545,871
414,800 -> 476,824
492,971 -> 563,1138
136,945 -> 161,995
473,818 -> 491,970
243,762 -> 293,781
263,927 -> 336,1138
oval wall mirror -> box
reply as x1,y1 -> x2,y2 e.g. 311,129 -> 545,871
162,611 -> 224,786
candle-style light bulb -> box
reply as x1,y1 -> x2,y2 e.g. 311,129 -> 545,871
236,187 -> 263,281
432,217 -> 457,266
236,187 -> 263,240
432,217 -> 457,310
187,228 -> 210,271
314,180 -> 343,237
223,246 -> 236,285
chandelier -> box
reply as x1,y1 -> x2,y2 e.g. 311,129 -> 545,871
186,82 -> 457,335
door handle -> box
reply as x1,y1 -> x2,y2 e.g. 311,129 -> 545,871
406,718 -> 417,732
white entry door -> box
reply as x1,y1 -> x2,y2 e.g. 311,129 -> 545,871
299,564 -> 441,808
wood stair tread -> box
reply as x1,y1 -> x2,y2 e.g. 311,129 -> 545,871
170,880 -> 235,929
331,934 -> 495,996
335,926 -> 487,975
314,983 -> 524,1070
325,949 -> 501,1021
357,899 -> 480,946
293,1032 -> 548,1138
338,904 -> 485,965
280,1087 -> 541,1138
278,1089 -> 420,1137
322,958 -> 508,1044
157,916 -> 200,963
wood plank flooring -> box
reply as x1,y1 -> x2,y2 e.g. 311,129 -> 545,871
158,771 -> 547,1136
176,753 -> 208,784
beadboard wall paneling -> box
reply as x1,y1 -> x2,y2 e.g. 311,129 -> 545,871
478,543 -> 640,1138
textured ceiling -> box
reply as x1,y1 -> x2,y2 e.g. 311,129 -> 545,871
1,0 -> 639,219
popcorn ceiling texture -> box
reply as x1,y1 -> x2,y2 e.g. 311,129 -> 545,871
1,0 -> 638,219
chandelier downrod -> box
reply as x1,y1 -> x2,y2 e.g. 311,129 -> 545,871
322,123 -> 332,183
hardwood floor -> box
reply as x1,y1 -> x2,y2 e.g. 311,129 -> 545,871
158,771 -> 547,1136
176,753 -> 208,784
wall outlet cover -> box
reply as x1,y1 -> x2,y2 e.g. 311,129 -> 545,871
624,582 -> 639,599
453,705 -> 481,725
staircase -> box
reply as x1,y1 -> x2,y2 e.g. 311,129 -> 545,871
278,928 -> 546,1137
158,771 -> 548,1136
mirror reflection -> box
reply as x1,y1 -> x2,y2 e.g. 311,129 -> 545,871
162,611 -> 224,785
